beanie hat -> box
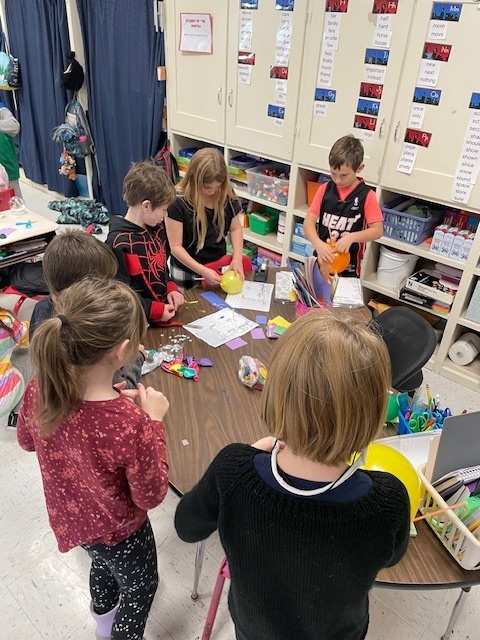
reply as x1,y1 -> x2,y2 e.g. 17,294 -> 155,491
61,51 -> 84,92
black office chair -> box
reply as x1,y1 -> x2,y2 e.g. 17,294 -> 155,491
369,306 -> 437,393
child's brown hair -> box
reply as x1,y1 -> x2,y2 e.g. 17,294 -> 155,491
43,230 -> 118,296
177,148 -> 238,252
123,160 -> 176,210
329,135 -> 364,171
261,311 -> 390,465
31,278 -> 147,437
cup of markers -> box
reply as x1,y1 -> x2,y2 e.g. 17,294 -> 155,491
397,405 -> 451,435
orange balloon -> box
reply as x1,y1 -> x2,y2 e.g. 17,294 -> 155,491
327,240 -> 350,274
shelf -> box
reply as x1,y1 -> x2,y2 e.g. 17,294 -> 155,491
441,357 -> 480,393
288,251 -> 306,263
293,205 -> 309,219
376,236 -> 466,271
361,273 -> 451,320
457,315 -> 480,332
474,266 -> 480,276
243,229 -> 283,254
234,187 -> 288,212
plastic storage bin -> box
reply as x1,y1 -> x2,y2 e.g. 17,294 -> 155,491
382,197 -> 444,245
249,208 -> 280,235
246,163 -> 290,205
418,463 -> 480,570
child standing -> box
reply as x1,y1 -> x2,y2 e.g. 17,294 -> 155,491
303,134 -> 383,276
17,278 -> 169,640
29,229 -> 144,390
166,148 -> 245,290
107,161 -> 184,324
175,312 -> 410,640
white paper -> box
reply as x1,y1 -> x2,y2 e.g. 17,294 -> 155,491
275,46 -> 290,66
274,11 -> 292,65
376,14 -> 393,30
364,65 -> 386,84
417,59 -> 441,87
276,79 -> 287,93
323,13 -> 342,51
356,129 -> 375,141
238,64 -> 252,85
314,102 -> 328,117
427,20 -> 448,40
239,10 -> 253,51
316,48 -> 335,87
273,118 -> 285,127
332,277 -> 363,308
179,13 -> 212,53
397,143 -> 418,175
408,104 -> 426,130
450,181 -> 474,205
450,110 -> 480,203
275,92 -> 286,107
184,308 -> 258,348
372,29 -> 392,49
225,281 -> 274,312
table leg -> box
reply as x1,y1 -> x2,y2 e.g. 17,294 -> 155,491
441,587 -> 470,639
191,539 -> 206,601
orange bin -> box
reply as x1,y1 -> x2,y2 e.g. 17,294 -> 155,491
306,180 -> 322,207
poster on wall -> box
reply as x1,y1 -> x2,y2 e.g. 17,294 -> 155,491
325,0 -> 349,12
397,143 -> 418,175
413,87 -> 442,105
179,14 -> 213,53
241,0 -> 258,9
450,107 -> 480,204
276,0 -> 295,10
315,88 -> 337,102
404,128 -> 432,147
422,42 -> 452,62
360,82 -> 383,99
431,3 -> 462,22
357,98 -> 380,116
372,0 -> 398,14
353,115 -> 377,140
239,10 -> 253,51
373,14 -> 393,49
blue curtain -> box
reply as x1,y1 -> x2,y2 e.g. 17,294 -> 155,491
4,0 -> 73,194
75,0 -> 166,215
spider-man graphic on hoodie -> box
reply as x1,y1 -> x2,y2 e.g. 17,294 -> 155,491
107,216 -> 179,324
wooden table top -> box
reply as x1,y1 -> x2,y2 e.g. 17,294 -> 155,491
143,270 -> 480,589
0,208 -> 59,247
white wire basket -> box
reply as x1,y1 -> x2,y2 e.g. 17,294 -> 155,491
418,464 -> 480,570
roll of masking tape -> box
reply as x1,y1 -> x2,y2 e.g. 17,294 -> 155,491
448,332 -> 480,366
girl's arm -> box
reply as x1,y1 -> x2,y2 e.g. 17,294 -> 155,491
165,218 -> 221,286
228,215 -> 245,279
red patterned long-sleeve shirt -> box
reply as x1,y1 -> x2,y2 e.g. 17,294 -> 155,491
17,380 -> 169,552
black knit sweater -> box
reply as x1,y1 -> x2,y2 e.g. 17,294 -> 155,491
175,444 -> 410,640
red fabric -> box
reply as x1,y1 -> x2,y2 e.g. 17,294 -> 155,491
17,380 -> 169,552
0,188 -> 15,211
149,300 -> 166,322
123,252 -> 143,276
309,179 -> 383,224
166,280 -> 180,294
205,255 -> 253,274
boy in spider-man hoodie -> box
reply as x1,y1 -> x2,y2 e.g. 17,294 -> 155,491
107,161 -> 184,324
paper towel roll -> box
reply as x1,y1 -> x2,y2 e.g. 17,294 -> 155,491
448,332 -> 480,366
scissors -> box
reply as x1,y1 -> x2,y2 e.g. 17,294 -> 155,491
16,220 -> 32,229
441,407 -> 452,419
409,411 -> 431,433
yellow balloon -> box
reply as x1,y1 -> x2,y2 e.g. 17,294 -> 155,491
362,443 -> 422,521
220,270 -> 244,294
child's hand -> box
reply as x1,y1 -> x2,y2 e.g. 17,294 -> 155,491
138,344 -> 146,356
167,290 -> 184,310
161,304 -> 176,322
202,267 -> 222,287
113,380 -> 140,403
316,240 -> 334,264
335,235 -> 353,254
137,383 -> 169,421
251,437 -> 285,452
229,257 -> 245,281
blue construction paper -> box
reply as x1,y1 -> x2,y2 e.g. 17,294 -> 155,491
256,315 -> 268,324
200,291 -> 231,309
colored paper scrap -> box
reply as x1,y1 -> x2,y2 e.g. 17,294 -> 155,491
274,325 -> 287,336
269,315 -> 291,329
200,291 -> 231,309
226,337 -> 248,350
256,315 -> 268,324
251,328 -> 266,340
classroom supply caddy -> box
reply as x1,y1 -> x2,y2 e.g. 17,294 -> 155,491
417,464 -> 480,570
248,208 -> 280,235
382,197 -> 444,246
246,163 -> 290,205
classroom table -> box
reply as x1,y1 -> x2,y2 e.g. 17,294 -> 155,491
142,272 -> 479,638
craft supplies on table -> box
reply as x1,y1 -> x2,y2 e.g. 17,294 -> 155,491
225,281 -> 274,312
183,308 -> 258,348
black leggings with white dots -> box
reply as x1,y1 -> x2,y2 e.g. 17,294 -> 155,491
82,518 -> 158,640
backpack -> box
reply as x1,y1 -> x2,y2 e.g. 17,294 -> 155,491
0,34 -> 20,90
51,94 -> 95,158
154,139 -> 180,184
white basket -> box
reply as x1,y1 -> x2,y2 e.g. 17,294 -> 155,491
418,464 -> 480,570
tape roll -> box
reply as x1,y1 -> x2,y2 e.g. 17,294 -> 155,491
448,332 -> 480,366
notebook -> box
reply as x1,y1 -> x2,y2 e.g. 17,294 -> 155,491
430,411 -> 480,482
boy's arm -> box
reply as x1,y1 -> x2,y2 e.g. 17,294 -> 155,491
335,190 -> 383,253
0,106 -> 20,136
304,212 -> 334,263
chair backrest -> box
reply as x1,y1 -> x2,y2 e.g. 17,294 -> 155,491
369,306 -> 437,392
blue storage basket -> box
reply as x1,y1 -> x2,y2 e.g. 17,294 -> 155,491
382,197 -> 444,246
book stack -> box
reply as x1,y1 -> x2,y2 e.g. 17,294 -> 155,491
433,465 -> 480,538
399,267 -> 461,314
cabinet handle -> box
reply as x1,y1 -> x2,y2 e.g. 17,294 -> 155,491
394,121 -> 400,143
379,118 -> 385,139
217,87 -> 222,105
228,89 -> 233,107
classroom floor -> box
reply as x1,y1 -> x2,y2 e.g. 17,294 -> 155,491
1,181 -> 480,640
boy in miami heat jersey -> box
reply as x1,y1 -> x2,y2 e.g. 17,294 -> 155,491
303,135 -> 383,277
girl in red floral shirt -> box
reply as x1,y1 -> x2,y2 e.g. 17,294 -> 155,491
17,278 -> 169,640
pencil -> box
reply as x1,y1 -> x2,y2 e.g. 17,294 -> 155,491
413,501 -> 467,522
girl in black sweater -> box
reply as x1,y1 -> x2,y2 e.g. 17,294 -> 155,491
175,312 -> 410,640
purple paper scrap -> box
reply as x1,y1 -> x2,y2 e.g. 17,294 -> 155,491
226,337 -> 248,350
251,328 -> 266,340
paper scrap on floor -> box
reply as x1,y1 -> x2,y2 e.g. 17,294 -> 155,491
225,281 -> 274,312
184,308 -> 258,348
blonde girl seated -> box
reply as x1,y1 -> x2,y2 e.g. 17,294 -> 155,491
175,312 -> 411,640
17,278 -> 169,640
166,147 -> 246,290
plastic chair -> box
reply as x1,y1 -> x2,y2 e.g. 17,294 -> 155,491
200,557 -> 230,640
370,306 -> 437,393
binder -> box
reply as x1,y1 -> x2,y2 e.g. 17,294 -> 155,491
430,411 -> 480,482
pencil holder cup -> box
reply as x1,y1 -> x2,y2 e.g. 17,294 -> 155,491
295,301 -> 314,318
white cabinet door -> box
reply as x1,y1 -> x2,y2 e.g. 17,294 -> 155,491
380,1 -> 480,212
295,0 -> 414,183
224,0 -> 307,161
165,0 -> 228,143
